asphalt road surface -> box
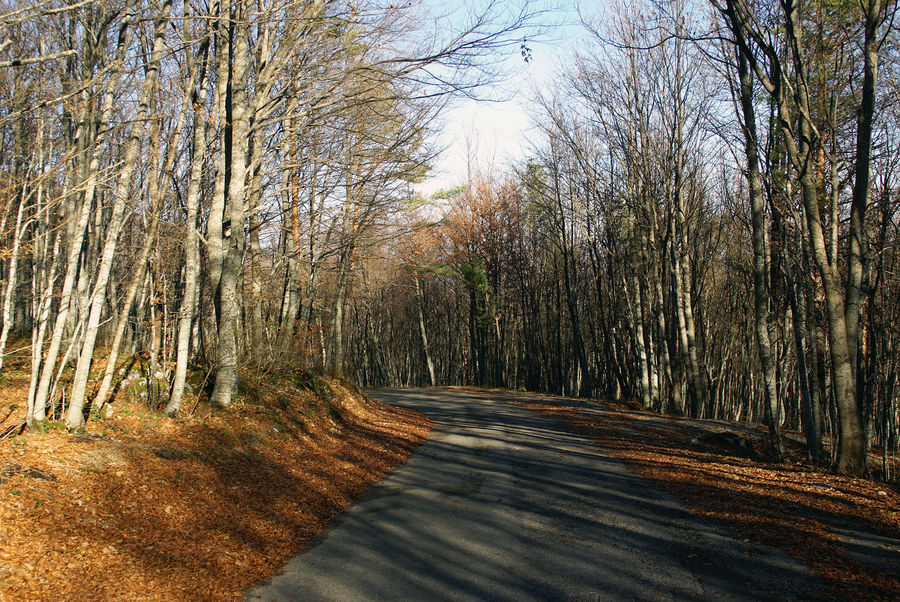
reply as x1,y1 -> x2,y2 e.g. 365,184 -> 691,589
247,388 -> 826,601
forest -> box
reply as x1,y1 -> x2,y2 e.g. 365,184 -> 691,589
0,0 -> 897,483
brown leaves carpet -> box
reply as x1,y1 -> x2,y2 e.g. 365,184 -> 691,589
0,375 -> 430,601
3,380 -> 897,600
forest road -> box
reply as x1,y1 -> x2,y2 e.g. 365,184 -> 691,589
246,388 -> 827,602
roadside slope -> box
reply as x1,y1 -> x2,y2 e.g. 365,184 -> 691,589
0,373 -> 430,601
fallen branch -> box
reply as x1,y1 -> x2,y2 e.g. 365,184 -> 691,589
0,420 -> 25,439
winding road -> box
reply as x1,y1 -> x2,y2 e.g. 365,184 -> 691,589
247,388 -> 826,601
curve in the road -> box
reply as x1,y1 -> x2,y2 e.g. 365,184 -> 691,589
247,388 -> 826,601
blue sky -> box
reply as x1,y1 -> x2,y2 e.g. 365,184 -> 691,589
415,0 -> 584,196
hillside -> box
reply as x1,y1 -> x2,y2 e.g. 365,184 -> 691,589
0,372 -> 430,600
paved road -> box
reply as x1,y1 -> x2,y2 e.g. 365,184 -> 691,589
247,388 -> 826,601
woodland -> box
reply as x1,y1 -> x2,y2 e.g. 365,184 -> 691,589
0,0 -> 897,488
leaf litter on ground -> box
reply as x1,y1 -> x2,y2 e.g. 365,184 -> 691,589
0,372 -> 430,601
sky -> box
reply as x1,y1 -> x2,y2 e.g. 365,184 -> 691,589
414,1 -> 585,197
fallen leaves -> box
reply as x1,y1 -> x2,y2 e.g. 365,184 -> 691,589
0,463 -> 57,484
0,374 -> 431,601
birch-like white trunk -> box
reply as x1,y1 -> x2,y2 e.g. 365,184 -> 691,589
167,23 -> 213,415
65,0 -> 174,429
415,276 -> 436,386
735,49 -> 784,459
209,0 -> 250,408
29,13 -> 135,428
94,33 -> 201,414
0,183 -> 29,370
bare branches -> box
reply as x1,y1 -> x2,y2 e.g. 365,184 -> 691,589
0,47 -> 75,67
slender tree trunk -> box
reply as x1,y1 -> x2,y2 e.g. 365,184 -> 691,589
669,212 -> 693,415
725,0 -> 867,475
0,186 -> 28,370
782,1 -> 865,475
669,25 -> 707,418
627,272 -> 652,409
30,14 -> 134,428
778,178 -> 823,458
415,276 -> 436,386
277,166 -> 300,350
65,0 -> 174,429
735,50 -> 784,459
552,171 -> 592,397
26,234 -> 59,427
247,210 -> 264,360
648,227 -> 673,409
95,38 -> 200,413
244,22 -> 272,360
210,0 -> 249,408
328,243 -> 353,374
847,0 -> 883,425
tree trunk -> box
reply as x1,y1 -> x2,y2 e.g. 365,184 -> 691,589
415,276 -> 436,386
0,186 -> 28,370
725,0 -> 867,475
65,0 -> 174,429
166,21 -> 211,415
846,0 -> 882,388
95,51 -> 199,412
782,1 -> 866,475
735,50 -> 783,459
29,13 -> 134,429
210,1 -> 250,408
328,243 -> 353,374
626,273 -> 652,409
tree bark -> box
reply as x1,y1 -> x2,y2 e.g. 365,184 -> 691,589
735,49 -> 783,459
210,0 -> 250,408
0,183 -> 28,370
65,0 -> 175,429
415,276 -> 436,386
166,14 -> 212,414
29,12 -> 134,428
724,0 -> 867,475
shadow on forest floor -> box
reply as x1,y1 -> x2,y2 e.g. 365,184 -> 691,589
0,372 -> 431,600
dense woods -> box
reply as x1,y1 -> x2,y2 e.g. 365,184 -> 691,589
0,0 -> 897,481
347,0 -> 900,479
0,0 -> 530,421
